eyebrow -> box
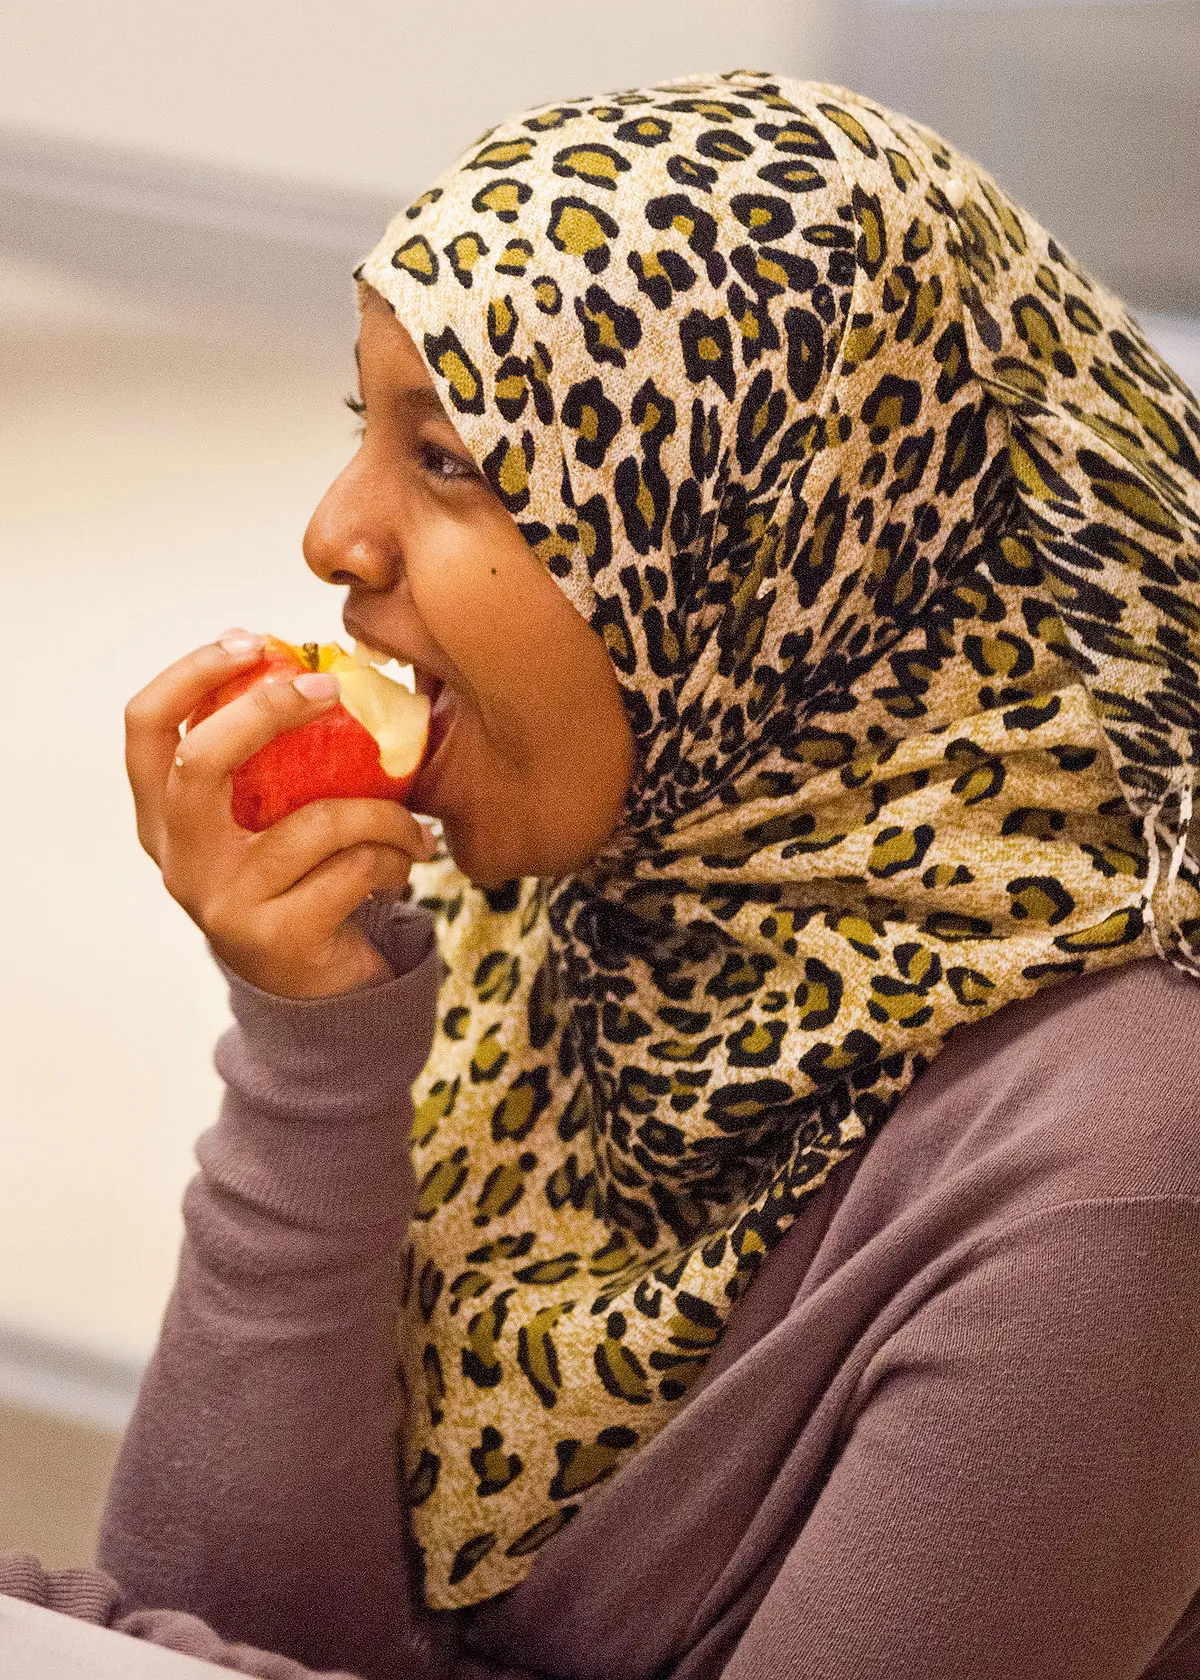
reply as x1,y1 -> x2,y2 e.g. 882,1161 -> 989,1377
351,344 -> 448,418
398,386 -> 450,417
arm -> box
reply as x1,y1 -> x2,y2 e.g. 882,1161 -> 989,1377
720,1198 -> 1200,1680
97,907 -> 450,1680
0,1551 -> 360,1677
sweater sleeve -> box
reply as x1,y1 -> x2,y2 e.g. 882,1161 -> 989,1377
0,1551 -> 362,1677
96,905 -> 455,1680
719,1196 -> 1200,1680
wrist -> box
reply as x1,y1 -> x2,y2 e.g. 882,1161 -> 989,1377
210,907 -> 441,1119
211,928 -> 395,1001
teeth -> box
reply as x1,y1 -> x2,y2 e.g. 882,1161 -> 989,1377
353,639 -> 393,668
352,640 -> 419,692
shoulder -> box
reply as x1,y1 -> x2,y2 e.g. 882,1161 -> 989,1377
991,956 -> 1200,1109
879,958 -> 1200,1211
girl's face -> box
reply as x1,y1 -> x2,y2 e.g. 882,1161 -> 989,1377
303,287 -> 636,888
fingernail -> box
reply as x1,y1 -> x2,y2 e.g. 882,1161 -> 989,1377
219,629 -> 266,655
294,671 -> 339,700
420,822 -> 439,858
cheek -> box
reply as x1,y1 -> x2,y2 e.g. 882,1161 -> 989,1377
444,610 -> 561,774
410,525 -> 531,677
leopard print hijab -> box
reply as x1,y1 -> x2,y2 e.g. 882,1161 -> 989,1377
356,71 -> 1200,1607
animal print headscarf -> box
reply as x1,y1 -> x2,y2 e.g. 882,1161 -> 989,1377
355,71 -> 1200,1607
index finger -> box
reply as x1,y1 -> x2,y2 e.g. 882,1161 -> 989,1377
167,666 -> 343,799
125,633 -> 267,848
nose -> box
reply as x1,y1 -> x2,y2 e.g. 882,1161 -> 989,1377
303,454 -> 397,592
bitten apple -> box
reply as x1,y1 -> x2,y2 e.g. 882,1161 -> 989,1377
187,636 -> 430,832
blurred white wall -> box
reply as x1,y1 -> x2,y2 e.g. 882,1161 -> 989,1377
0,262 -> 357,1407
0,0 -> 815,196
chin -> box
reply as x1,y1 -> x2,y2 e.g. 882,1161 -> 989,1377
448,828 -> 577,891
442,800 -> 613,889
440,818 -> 518,891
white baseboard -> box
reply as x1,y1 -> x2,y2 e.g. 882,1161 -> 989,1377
0,1324 -> 144,1435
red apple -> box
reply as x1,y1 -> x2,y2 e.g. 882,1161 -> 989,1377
187,636 -> 430,832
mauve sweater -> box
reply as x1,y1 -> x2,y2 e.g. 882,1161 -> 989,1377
3,901 -> 1200,1679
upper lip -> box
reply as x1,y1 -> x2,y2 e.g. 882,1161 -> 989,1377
342,611 -> 445,701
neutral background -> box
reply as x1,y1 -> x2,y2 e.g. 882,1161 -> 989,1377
0,1 -> 808,196
1,0 -> 1198,1425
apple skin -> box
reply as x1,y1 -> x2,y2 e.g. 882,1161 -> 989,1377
187,637 -> 429,832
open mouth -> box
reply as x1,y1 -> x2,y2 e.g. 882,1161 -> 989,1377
421,676 -> 453,765
347,630 -> 455,807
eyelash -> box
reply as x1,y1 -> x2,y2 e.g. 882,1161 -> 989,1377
343,395 -> 479,484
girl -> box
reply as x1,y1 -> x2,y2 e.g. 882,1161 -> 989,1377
7,71 -> 1200,1680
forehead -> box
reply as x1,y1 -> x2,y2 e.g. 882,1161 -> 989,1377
358,288 -> 448,415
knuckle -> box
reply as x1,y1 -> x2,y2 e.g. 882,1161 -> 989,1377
349,842 -> 400,889
373,849 -> 413,893
380,837 -> 414,874
249,677 -> 292,719
160,850 -> 207,924
200,892 -> 234,943
124,693 -> 153,731
159,864 -> 188,910
347,841 -> 384,877
135,821 -> 161,863
307,801 -> 343,854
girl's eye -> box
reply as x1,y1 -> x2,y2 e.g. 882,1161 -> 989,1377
344,393 -> 366,438
421,442 -> 480,483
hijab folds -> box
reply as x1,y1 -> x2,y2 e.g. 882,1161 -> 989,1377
355,71 -> 1200,1606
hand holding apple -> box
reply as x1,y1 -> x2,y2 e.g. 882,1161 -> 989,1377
125,630 -> 438,999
